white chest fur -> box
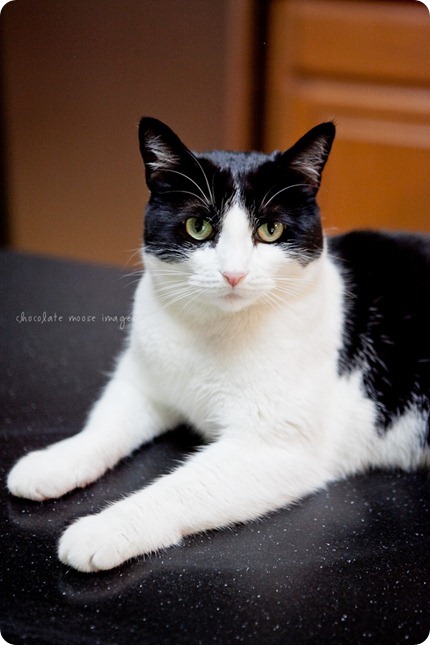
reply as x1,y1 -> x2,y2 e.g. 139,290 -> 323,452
131,253 -> 345,442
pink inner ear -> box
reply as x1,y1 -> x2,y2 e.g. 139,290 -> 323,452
290,139 -> 327,186
146,136 -> 180,172
282,121 -> 335,188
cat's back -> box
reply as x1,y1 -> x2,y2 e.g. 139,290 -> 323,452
328,229 -> 430,328
328,228 -> 430,273
328,229 -> 430,436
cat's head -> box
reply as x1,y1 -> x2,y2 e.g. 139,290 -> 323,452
138,117 -> 335,313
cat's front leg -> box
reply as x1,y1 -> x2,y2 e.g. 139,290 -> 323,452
7,350 -> 176,501
58,437 -> 331,572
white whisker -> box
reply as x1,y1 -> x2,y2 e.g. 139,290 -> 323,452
164,169 -> 210,205
261,184 -> 309,210
124,278 -> 143,289
187,151 -> 215,205
157,286 -> 205,308
161,189 -> 209,208
178,288 -> 207,313
117,267 -> 145,289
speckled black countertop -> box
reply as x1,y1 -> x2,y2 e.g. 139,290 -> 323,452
1,251 -> 429,644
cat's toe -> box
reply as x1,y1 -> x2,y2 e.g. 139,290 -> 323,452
58,514 -> 137,572
58,506 -> 183,572
7,451 -> 63,501
7,449 -> 105,501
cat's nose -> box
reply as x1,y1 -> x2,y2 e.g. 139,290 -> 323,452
221,271 -> 248,287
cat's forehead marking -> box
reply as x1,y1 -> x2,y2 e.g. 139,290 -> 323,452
216,202 -> 253,273
221,201 -> 252,236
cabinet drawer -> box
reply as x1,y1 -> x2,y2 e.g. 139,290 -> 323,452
290,0 -> 430,85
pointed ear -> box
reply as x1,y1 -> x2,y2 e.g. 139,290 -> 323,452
138,117 -> 191,189
282,122 -> 335,189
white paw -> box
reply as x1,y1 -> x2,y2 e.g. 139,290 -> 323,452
7,445 -> 105,501
58,504 -> 182,572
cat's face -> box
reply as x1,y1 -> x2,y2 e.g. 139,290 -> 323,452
138,118 -> 335,313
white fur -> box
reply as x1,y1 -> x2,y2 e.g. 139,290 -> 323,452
145,134 -> 180,171
290,138 -> 326,184
7,204 -> 429,572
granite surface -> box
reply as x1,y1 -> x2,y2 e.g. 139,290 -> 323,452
1,251 -> 429,644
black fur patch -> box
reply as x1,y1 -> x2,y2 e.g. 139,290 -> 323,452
329,231 -> 430,441
143,156 -> 235,261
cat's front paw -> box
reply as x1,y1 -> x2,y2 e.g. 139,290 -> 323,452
7,446 -> 105,501
58,505 -> 182,572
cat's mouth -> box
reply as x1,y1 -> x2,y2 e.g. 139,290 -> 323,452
224,292 -> 243,305
221,282 -> 248,300
215,285 -> 258,312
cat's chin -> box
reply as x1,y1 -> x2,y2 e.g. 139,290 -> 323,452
213,292 -> 257,313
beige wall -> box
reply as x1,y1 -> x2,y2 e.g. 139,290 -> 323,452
1,0 -> 252,266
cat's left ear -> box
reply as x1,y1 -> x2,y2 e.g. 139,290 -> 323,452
138,117 -> 191,190
282,122 -> 335,189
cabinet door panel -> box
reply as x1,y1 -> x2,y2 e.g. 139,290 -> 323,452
321,136 -> 430,234
290,87 -> 430,233
264,0 -> 430,233
294,0 -> 430,85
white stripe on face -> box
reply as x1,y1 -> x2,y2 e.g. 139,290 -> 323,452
216,203 -> 253,277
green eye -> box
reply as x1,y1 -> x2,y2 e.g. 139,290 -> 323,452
256,221 -> 284,243
185,218 -> 213,241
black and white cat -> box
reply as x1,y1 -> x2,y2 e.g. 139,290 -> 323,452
8,118 -> 430,572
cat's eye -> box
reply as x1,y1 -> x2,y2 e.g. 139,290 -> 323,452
185,218 -> 213,241
256,222 -> 284,243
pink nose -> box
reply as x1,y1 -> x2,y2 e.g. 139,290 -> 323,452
222,272 -> 248,287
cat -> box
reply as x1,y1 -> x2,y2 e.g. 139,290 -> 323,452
7,117 -> 430,573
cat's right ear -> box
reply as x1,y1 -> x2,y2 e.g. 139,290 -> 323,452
282,122 -> 336,190
138,117 -> 190,190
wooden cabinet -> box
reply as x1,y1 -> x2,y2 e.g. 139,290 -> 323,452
264,0 -> 430,234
